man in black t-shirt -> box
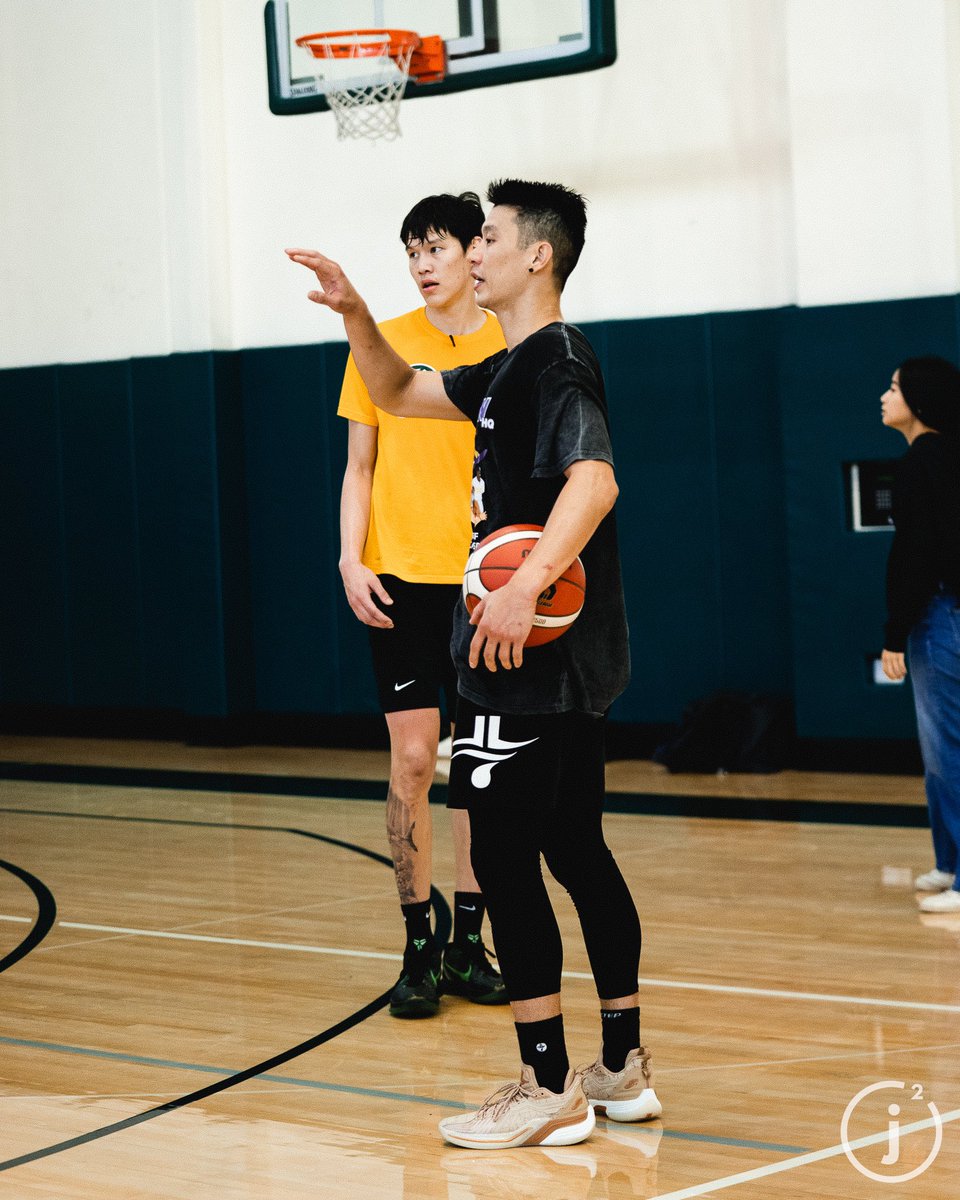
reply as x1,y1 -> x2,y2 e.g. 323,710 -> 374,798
443,320 -> 630,718
287,179 -> 661,1150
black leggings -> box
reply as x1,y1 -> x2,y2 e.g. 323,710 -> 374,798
450,698 -> 642,1002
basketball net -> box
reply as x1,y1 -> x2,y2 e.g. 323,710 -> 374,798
301,32 -> 416,142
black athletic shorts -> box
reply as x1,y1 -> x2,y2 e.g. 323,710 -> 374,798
448,697 -> 606,817
368,575 -> 460,717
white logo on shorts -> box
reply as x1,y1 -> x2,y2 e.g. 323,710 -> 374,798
394,680 -> 416,691
452,716 -> 538,788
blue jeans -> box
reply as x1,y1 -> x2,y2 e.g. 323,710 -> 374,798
909,588 -> 960,884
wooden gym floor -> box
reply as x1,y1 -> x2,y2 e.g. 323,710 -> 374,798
1,735 -> 957,1198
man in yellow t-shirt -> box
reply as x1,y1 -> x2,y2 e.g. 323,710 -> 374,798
337,192 -> 506,1018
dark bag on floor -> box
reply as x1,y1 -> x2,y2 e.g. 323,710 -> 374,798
652,691 -> 793,774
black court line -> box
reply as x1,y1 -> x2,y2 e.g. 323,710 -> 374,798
0,808 -> 451,1173
602,791 -> 929,827
0,991 -> 392,1172
0,859 -> 57,973
0,761 -> 386,800
0,760 -> 929,827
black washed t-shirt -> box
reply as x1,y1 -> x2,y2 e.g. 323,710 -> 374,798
442,322 -> 630,716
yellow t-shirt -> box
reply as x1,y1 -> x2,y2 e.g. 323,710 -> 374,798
337,307 -> 505,583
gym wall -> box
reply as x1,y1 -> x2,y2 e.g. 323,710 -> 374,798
2,2 -> 959,742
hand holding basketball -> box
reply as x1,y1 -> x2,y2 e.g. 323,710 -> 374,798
463,525 -> 586,671
467,582 -> 539,671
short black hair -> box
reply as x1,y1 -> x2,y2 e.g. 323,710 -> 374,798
400,191 -> 485,251
486,179 -> 587,289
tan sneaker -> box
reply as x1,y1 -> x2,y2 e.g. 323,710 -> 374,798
578,1045 -> 663,1122
439,1066 -> 595,1149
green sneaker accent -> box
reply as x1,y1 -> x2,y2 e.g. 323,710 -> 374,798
389,952 -> 442,1019
445,959 -> 473,984
442,943 -> 509,1006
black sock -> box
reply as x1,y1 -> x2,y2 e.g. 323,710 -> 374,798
400,900 -> 433,975
453,891 -> 485,949
515,1015 -> 569,1093
601,1007 -> 640,1072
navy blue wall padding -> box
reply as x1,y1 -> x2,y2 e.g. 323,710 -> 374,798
598,308 -> 791,723
0,366 -> 70,704
2,294 -> 958,736
600,315 -> 722,721
1,352 -> 257,719
778,296 -> 959,738
239,342 -> 376,716
58,359 -> 142,707
710,309 -> 792,696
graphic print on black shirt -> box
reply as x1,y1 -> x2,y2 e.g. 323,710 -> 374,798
443,322 -> 630,717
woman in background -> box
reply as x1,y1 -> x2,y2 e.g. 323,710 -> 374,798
880,355 -> 960,913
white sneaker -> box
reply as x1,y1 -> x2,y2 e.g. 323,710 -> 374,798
915,868 -> 956,892
919,889 -> 960,913
439,1066 -> 595,1149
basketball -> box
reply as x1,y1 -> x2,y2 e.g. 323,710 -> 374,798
461,524 -> 586,646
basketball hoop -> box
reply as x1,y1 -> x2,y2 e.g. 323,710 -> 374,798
295,29 -> 446,142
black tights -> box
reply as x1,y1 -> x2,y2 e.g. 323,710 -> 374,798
451,700 -> 641,1003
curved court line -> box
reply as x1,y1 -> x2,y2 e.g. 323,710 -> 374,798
0,809 -> 451,1173
0,859 -> 57,974
0,990 -> 392,1172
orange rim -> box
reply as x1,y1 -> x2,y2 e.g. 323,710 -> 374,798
296,29 -> 420,60
295,29 -> 446,82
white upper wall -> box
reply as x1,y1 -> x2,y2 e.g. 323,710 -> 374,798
1,0 -> 959,367
787,0 -> 960,306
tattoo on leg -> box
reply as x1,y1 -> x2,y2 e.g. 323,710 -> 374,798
386,787 -> 420,904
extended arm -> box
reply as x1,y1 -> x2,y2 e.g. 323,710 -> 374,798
468,459 -> 619,671
286,247 -> 465,421
340,420 -> 394,628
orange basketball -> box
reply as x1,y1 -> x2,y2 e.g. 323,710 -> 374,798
461,524 -> 586,646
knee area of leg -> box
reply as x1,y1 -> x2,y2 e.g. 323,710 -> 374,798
391,745 -> 436,791
470,839 -> 540,890
544,841 -> 613,887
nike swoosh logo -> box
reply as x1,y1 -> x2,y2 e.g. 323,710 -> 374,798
458,905 -> 477,911
394,680 -> 416,691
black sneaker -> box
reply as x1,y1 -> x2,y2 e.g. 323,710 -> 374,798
442,941 -> 509,1005
389,951 -> 442,1019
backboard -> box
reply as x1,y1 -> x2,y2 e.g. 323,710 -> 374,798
265,1 -> 617,116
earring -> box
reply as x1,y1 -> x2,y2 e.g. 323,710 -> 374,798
528,266 -> 534,273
